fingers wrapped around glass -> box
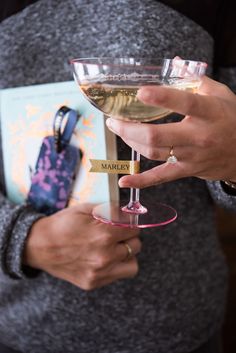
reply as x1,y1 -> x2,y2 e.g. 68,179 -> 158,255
71,57 -> 207,228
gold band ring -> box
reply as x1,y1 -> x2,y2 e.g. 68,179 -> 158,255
166,145 -> 178,164
123,241 -> 133,261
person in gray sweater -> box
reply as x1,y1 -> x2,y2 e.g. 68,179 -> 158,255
0,1 -> 235,353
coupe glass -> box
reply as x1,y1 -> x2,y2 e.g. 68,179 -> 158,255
71,57 -> 207,228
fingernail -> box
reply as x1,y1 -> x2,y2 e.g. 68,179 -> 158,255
118,179 -> 126,188
137,87 -> 152,101
118,177 -> 130,188
106,118 -> 117,132
137,86 -> 164,104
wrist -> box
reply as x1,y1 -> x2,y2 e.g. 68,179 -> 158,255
23,216 -> 50,270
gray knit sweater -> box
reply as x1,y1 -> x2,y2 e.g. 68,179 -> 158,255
0,1 -> 235,352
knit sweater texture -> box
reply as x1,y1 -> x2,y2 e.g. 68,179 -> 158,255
0,1 -> 235,352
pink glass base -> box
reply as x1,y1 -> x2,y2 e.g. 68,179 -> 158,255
92,201 -> 177,228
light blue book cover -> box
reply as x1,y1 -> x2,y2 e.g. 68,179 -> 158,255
0,81 -> 118,206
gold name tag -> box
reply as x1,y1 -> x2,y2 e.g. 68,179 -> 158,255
89,159 -> 140,174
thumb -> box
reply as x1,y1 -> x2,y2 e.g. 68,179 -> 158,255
119,163 -> 186,189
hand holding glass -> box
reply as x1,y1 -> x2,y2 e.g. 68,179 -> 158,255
71,57 -> 207,228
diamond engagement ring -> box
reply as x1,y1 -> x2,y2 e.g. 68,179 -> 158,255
166,146 -> 178,164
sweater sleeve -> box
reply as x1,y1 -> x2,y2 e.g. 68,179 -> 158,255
207,181 -> 236,212
0,193 -> 44,279
207,63 -> 236,213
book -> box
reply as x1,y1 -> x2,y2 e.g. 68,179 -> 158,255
0,81 -> 118,207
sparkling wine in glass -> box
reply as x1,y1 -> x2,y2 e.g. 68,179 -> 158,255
71,57 -> 207,228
